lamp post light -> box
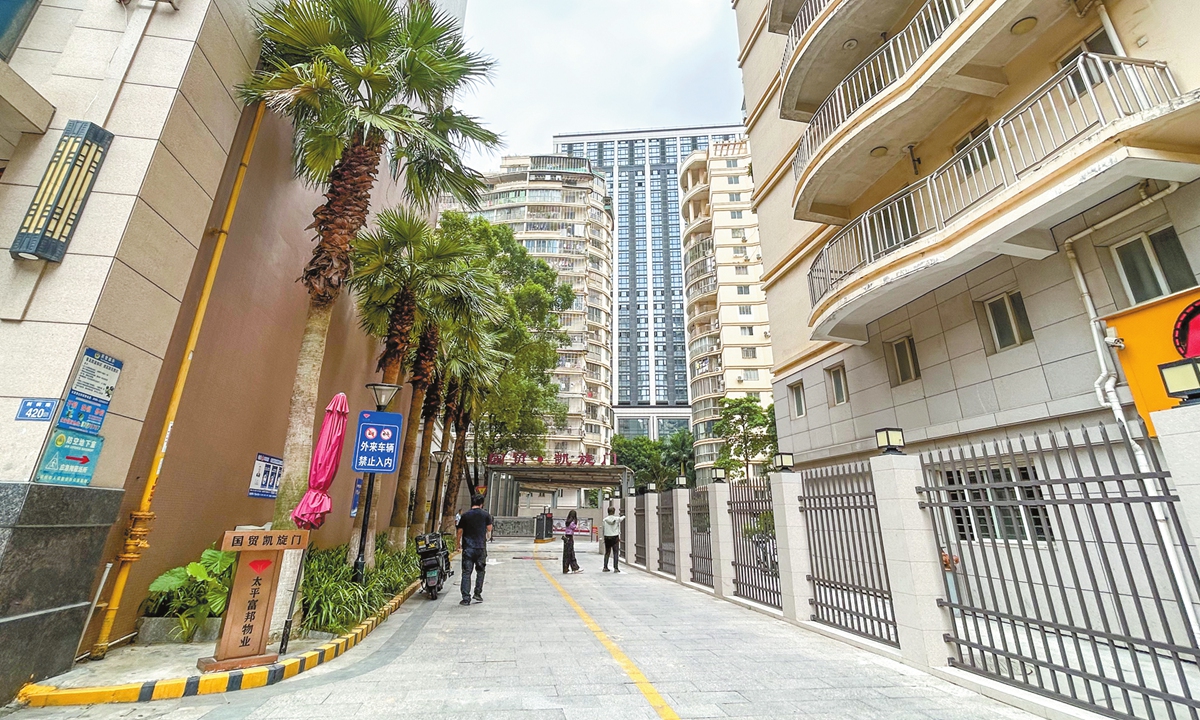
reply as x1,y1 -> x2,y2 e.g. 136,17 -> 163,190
875,427 -> 906,456
354,383 -> 400,583
773,452 -> 794,472
428,447 -> 452,534
711,466 -> 727,483
1159,358 -> 1200,407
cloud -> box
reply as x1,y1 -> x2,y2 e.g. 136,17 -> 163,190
455,0 -> 743,169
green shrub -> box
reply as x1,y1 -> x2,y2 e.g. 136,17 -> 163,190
300,535 -> 424,634
142,547 -> 236,642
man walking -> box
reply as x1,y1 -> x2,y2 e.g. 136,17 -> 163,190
456,493 -> 492,605
601,505 -> 625,572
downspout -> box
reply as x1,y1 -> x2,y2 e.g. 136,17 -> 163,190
1061,180 -> 1198,637
1096,1 -> 1128,57
91,103 -> 268,658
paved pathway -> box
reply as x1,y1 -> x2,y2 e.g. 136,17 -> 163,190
6,539 -> 1039,719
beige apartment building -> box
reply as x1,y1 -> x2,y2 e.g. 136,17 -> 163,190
737,0 -> 1200,459
472,156 -> 616,462
679,140 -> 775,482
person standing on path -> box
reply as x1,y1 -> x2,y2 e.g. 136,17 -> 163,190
562,510 -> 583,574
456,493 -> 492,606
601,505 -> 624,572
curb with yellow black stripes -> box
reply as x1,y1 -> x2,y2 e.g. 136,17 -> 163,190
17,579 -> 424,708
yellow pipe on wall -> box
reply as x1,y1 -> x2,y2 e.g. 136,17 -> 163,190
91,103 -> 267,658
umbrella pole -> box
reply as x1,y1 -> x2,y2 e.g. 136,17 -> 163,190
277,545 -> 307,656
353,472 -> 378,584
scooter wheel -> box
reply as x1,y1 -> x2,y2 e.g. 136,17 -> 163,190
428,588 -> 438,600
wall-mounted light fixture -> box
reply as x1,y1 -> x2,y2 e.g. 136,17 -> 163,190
10,120 -> 113,263
1159,358 -> 1200,407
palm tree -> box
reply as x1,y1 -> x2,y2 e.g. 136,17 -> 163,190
661,429 -> 696,487
240,0 -> 497,527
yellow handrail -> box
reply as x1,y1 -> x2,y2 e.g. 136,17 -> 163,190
90,102 -> 267,658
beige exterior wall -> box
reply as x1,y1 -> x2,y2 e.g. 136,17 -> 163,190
737,0 -> 1200,467
681,141 -> 776,482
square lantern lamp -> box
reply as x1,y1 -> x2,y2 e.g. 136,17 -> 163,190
774,452 -> 794,471
711,467 -> 727,483
10,121 -> 114,262
875,427 -> 906,455
1159,358 -> 1200,407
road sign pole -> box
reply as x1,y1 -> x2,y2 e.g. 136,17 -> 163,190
352,471 -> 378,584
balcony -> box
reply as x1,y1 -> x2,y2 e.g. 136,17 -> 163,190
779,0 -> 905,122
689,335 -> 721,358
791,0 -> 1073,224
807,54 -> 1200,342
686,275 -> 717,302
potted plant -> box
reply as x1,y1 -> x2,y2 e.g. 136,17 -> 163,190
138,548 -> 235,643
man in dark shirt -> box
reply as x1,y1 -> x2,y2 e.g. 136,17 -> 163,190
455,493 -> 493,606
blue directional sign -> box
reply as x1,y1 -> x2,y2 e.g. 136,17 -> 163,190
36,428 -> 103,487
351,410 -> 403,474
15,398 -> 58,421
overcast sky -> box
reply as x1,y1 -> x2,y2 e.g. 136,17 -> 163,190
454,1 -> 744,170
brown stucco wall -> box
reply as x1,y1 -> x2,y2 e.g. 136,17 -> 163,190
82,106 -> 411,646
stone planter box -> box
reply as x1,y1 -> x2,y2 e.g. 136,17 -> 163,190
135,616 -> 222,645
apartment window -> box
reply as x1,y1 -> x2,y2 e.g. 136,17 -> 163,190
740,326 -> 754,336
728,176 -> 740,185
1111,226 -> 1195,305
736,285 -> 750,295
742,347 -> 757,359
747,392 -> 761,401
953,121 -> 995,175
985,292 -> 1035,350
725,159 -> 738,168
738,305 -> 753,316
945,466 -> 1053,542
890,337 -> 921,385
731,228 -> 745,239
791,382 -> 806,417
735,266 -> 749,275
732,246 -> 747,256
742,369 -> 760,381
728,193 -> 742,202
730,211 -> 743,219
827,366 -> 848,406
1060,29 -> 1118,91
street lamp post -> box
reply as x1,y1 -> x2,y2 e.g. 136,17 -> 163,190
429,447 -> 452,534
354,383 -> 400,584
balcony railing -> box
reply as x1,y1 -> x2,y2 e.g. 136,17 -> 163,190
792,0 -> 976,181
807,54 -> 1179,306
687,276 -> 717,301
689,335 -> 721,357
780,0 -> 836,79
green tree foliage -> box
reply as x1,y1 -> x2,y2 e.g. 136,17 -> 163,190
660,429 -> 696,487
714,397 -> 773,482
612,435 -> 659,480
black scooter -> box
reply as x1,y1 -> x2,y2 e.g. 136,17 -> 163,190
414,532 -> 453,599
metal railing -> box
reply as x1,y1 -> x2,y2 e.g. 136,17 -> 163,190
781,0 -> 837,80
920,424 -> 1200,720
808,54 -> 1179,306
635,493 -> 647,566
729,478 -> 782,608
690,486 -> 714,587
659,491 -> 676,574
799,462 -> 899,646
686,276 -> 717,301
793,0 -> 977,179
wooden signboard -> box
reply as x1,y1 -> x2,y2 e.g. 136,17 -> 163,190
197,529 -> 309,673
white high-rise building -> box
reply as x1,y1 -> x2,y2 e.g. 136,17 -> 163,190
553,125 -> 743,442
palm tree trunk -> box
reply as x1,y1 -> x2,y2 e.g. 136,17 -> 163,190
440,407 -> 471,531
408,382 -> 441,539
274,301 -> 334,527
386,383 -> 426,549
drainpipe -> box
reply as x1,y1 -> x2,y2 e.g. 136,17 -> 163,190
90,103 -> 268,659
1061,180 -> 1198,638
1096,1 -> 1128,57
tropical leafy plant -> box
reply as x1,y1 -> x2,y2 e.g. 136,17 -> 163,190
301,536 -> 428,634
143,548 -> 236,642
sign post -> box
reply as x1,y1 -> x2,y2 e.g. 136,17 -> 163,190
351,410 -> 403,583
197,529 -> 309,672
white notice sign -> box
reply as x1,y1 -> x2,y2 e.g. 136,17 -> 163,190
248,453 -> 283,499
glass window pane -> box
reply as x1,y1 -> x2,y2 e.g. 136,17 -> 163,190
894,340 -> 913,382
1010,293 -> 1034,343
793,384 -> 806,416
1149,227 -> 1195,294
832,369 -> 846,404
1116,239 -> 1165,304
988,298 -> 1017,349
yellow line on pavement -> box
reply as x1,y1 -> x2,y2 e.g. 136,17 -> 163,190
533,556 -> 680,720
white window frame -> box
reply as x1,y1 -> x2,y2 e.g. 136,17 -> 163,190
1110,225 -> 1177,306
730,210 -> 743,219
890,337 -> 920,384
728,175 -> 740,185
791,382 -> 806,417
984,291 -> 1030,351
738,304 -> 753,316
828,366 -> 848,406
743,369 -> 760,381
739,326 -> 754,336
742,347 -> 757,359
736,285 -> 750,295
734,265 -> 749,275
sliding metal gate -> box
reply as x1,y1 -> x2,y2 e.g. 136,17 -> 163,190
659,490 -> 675,574
921,425 -> 1200,720
799,462 -> 899,646
729,477 -> 782,608
690,486 -> 713,587
634,493 -> 646,566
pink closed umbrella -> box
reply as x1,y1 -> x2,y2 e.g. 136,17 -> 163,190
291,392 -> 350,530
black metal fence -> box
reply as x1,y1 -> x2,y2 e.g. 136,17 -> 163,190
634,493 -> 646,566
729,476 -> 782,608
920,425 -> 1200,720
659,491 -> 676,574
799,462 -> 899,646
690,486 -> 713,587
